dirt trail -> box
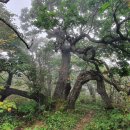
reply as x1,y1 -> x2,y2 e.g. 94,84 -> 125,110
15,120 -> 45,130
73,111 -> 94,130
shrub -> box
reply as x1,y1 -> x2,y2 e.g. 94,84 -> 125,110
85,109 -> 130,130
0,100 -> 16,114
0,122 -> 15,130
17,101 -> 37,115
0,114 -> 20,130
44,111 -> 79,130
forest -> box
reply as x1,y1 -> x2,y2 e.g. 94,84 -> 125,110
0,0 -> 130,129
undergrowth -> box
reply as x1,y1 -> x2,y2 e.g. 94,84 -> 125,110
1,96 -> 130,130
85,108 -> 130,130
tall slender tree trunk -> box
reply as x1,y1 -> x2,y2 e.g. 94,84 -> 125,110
96,79 -> 113,109
87,83 -> 96,102
53,49 -> 71,100
47,68 -> 52,97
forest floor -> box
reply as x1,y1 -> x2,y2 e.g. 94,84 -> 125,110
73,111 -> 95,130
1,96 -> 129,130
23,105 -> 95,130
4,96 -> 100,130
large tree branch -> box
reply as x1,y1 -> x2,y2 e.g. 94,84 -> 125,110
103,76 -> 124,92
71,2 -> 130,50
113,3 -> 130,41
90,59 -> 128,94
119,17 -> 130,25
0,87 -> 46,103
74,53 -> 127,94
0,0 -> 9,3
0,18 -> 33,49
113,10 -> 126,40
111,43 -> 130,55
72,33 -> 104,45
72,32 -> 130,55
72,32 -> 126,47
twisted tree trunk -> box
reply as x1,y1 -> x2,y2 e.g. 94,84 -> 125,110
67,70 -> 113,109
67,71 -> 98,109
96,79 -> 113,109
53,49 -> 71,100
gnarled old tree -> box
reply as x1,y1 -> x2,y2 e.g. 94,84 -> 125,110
67,70 -> 113,109
31,0 -> 102,100
33,0 -> 130,104
0,0 -> 130,109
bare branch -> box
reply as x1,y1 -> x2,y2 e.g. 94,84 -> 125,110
113,10 -> 125,39
0,0 -> 9,3
102,75 -> 124,92
72,33 -> 104,45
89,59 -> 126,93
112,43 -> 130,55
0,18 -> 33,49
0,75 -> 6,81
113,2 -> 130,41
119,17 -> 130,25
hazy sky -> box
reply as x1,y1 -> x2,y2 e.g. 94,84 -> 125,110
5,0 -> 31,27
6,0 -> 31,15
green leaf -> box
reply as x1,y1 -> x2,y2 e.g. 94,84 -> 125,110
0,109 -> 4,113
99,2 -> 110,13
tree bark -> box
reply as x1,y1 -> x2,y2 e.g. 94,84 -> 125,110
67,70 -> 98,109
0,72 -> 13,100
5,72 -> 13,89
67,70 -> 113,109
53,49 -> 71,100
0,88 -> 46,104
67,80 -> 82,109
96,79 -> 113,109
87,83 -> 96,102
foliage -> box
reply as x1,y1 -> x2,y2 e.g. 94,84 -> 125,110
110,60 -> 130,77
25,127 -> 47,130
0,100 -> 16,113
39,103 -> 89,130
0,98 -> 91,130
85,108 -> 130,130
34,0 -> 86,29
1,0 -> 130,129
0,122 -> 16,130
34,6 -> 58,29
77,94 -> 130,130
0,114 -> 20,130
17,100 -> 37,115
0,86 -> 5,91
